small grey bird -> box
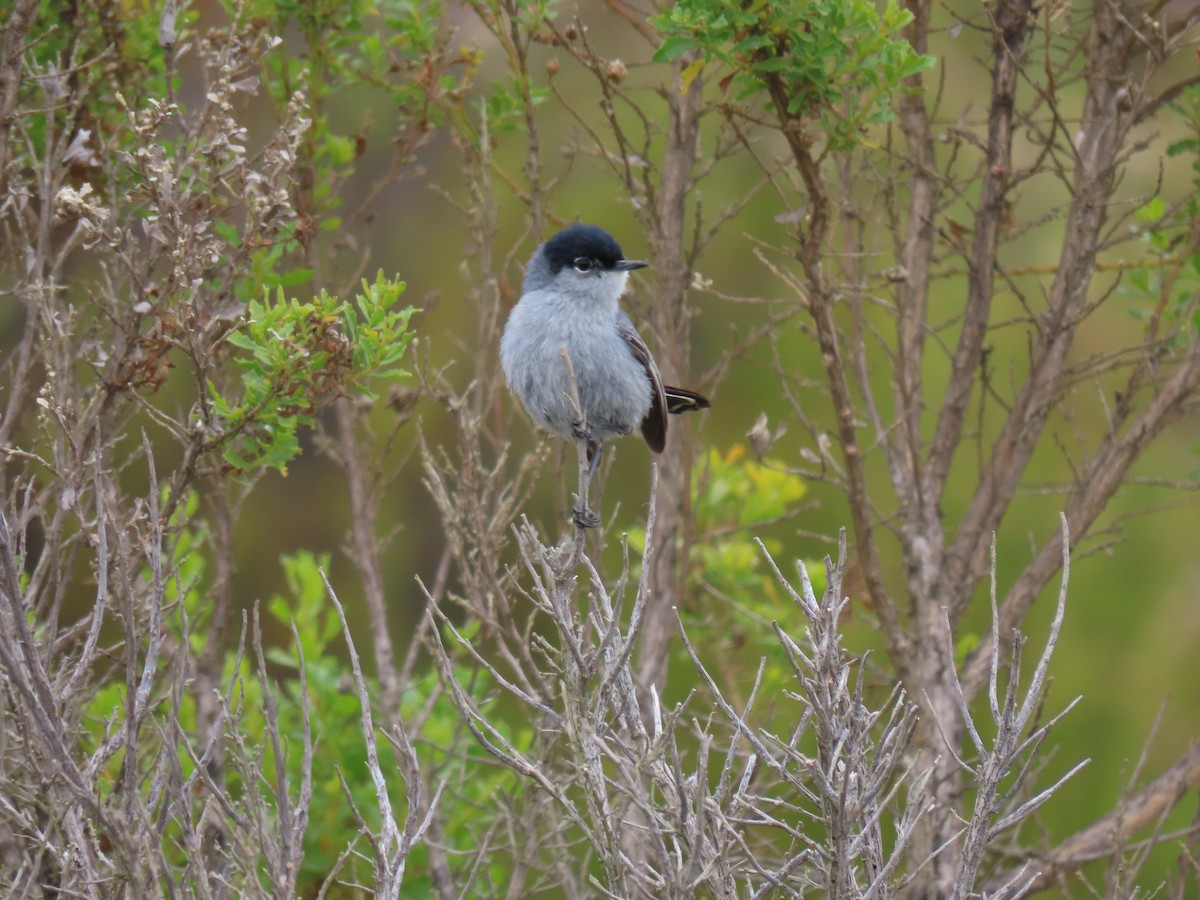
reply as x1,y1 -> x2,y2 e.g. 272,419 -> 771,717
500,224 -> 710,525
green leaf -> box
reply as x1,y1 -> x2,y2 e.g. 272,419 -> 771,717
210,272 -> 417,476
654,34 -> 697,63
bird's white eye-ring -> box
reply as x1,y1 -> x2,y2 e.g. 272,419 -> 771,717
573,257 -> 594,273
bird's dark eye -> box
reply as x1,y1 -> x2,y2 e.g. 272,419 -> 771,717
573,257 -> 594,273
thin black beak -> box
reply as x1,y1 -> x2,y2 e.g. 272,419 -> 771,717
615,259 -> 649,271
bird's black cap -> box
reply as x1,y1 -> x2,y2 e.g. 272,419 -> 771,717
542,224 -> 634,274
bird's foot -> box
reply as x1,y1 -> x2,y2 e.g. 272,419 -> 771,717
570,420 -> 594,443
571,504 -> 601,530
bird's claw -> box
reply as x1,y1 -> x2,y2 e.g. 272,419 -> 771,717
571,505 -> 601,530
570,420 -> 594,443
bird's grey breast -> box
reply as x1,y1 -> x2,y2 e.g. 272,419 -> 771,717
501,288 -> 650,441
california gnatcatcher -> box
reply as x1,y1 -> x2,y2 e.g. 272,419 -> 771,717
500,223 -> 710,526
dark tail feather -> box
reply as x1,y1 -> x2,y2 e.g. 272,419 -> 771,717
664,386 -> 710,415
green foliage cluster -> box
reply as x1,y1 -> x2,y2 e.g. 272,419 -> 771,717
629,446 -> 824,701
210,274 -> 415,474
85,537 -> 517,892
692,445 -> 814,594
688,447 -> 824,697
261,553 -> 519,890
652,0 -> 933,148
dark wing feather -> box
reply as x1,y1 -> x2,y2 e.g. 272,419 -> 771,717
617,313 -> 668,454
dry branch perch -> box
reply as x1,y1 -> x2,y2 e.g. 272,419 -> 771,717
987,741 -> 1200,894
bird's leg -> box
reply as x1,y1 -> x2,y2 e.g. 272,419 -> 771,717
585,440 -> 603,482
570,421 -> 602,529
